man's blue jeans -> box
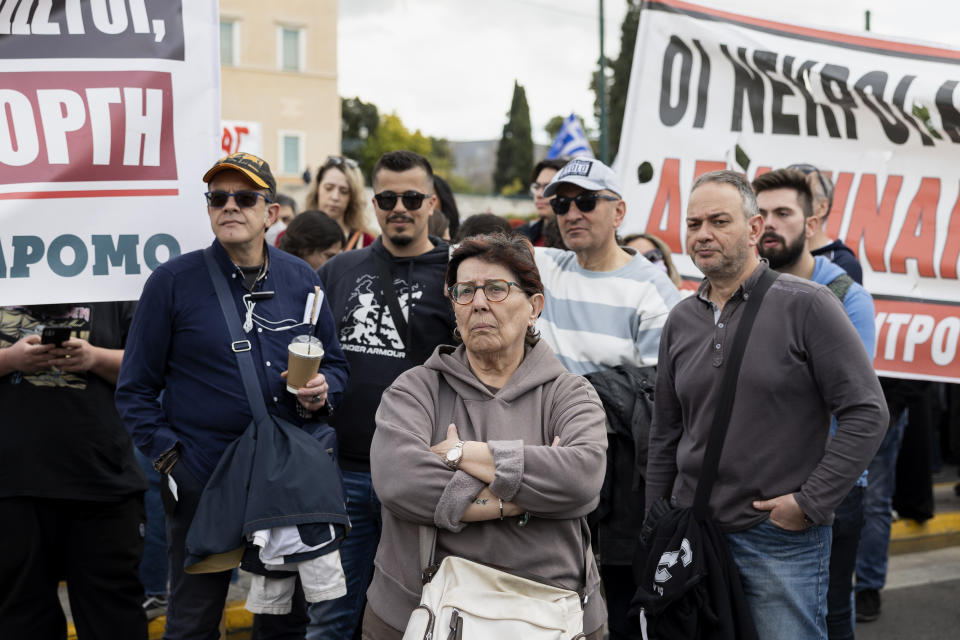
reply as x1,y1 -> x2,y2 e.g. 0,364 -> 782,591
726,518 -> 832,640
306,470 -> 382,640
856,408 -> 908,592
135,448 -> 168,596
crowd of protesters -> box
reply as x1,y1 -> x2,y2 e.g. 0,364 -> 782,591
2,145 -> 959,640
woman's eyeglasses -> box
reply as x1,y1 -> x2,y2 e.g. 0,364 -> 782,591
447,280 -> 520,305
550,193 -> 619,215
205,190 -> 271,208
374,190 -> 431,211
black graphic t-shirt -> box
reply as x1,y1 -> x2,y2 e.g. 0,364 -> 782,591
0,302 -> 147,500
319,237 -> 456,472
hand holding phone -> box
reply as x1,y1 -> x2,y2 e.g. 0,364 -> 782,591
41,326 -> 72,346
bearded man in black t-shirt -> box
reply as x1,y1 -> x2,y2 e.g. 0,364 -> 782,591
0,302 -> 148,640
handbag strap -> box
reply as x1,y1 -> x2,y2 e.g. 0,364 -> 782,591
344,229 -> 362,251
203,246 -> 269,423
692,267 -> 778,521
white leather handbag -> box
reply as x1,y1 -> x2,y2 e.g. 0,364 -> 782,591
401,526 -> 587,640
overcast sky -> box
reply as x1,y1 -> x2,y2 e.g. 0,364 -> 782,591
338,0 -> 960,145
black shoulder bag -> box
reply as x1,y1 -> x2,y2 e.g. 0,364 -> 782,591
631,267 -> 778,640
182,248 -> 348,574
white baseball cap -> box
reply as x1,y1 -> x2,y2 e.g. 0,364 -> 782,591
542,158 -> 623,198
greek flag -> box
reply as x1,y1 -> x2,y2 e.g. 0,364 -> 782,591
546,114 -> 594,159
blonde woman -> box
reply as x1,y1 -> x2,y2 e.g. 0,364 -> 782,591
306,155 -> 375,250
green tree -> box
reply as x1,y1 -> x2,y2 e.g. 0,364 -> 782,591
608,1 -> 643,156
358,113 -> 432,179
429,136 -> 455,178
493,80 -> 534,194
544,115 -> 566,141
341,97 -> 379,158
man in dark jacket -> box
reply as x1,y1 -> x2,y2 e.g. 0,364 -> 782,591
307,150 -> 456,639
115,153 -> 349,640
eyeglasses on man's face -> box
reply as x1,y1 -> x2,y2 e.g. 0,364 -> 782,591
447,279 -> 520,305
374,190 -> 432,211
205,190 -> 271,208
550,192 -> 619,215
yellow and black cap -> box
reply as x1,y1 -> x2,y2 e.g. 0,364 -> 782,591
203,152 -> 276,198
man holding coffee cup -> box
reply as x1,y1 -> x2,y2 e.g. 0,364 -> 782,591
115,152 -> 349,640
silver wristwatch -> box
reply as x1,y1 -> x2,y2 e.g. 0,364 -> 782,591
445,440 -> 465,470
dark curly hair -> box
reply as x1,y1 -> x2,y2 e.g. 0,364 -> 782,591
446,233 -> 543,346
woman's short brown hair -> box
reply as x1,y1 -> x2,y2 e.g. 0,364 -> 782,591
446,233 -> 544,346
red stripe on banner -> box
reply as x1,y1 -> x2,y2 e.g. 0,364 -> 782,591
874,298 -> 960,383
654,0 -> 960,61
0,189 -> 180,200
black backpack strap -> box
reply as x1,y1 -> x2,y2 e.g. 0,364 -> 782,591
373,252 -> 418,358
692,267 -> 779,521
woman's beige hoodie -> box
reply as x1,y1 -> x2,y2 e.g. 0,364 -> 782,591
368,340 -> 608,632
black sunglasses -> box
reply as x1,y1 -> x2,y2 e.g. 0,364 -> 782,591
374,190 -> 432,211
550,192 -> 619,215
325,155 -> 359,170
205,190 -> 271,208
787,163 -> 834,212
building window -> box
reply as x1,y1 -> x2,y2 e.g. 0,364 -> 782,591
279,132 -> 304,176
278,26 -> 304,71
220,20 -> 239,66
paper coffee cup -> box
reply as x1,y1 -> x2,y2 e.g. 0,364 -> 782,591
286,335 -> 324,393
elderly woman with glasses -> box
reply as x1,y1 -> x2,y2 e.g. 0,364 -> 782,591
305,155 -> 375,250
362,233 -> 608,639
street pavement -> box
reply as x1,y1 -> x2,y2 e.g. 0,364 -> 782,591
856,546 -> 960,640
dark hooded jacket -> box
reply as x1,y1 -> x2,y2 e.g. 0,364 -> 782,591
318,236 -> 455,472
811,239 -> 863,284
584,365 -> 657,565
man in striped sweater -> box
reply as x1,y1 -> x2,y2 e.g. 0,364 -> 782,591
535,157 -> 682,376
535,157 -> 682,639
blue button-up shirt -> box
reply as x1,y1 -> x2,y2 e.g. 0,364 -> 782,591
116,240 -> 349,482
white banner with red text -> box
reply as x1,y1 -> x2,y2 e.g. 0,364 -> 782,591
0,0 -> 220,305
617,0 -> 960,382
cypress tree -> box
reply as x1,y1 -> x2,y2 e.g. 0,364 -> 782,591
493,81 -> 534,194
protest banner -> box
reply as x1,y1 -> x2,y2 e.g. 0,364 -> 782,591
221,120 -> 262,157
616,0 -> 960,382
0,0 -> 220,305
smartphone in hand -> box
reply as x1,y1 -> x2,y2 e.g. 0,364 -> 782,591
40,326 -> 72,346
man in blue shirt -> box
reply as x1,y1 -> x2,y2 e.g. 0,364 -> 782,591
115,152 -> 349,640
754,168 -> 877,640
